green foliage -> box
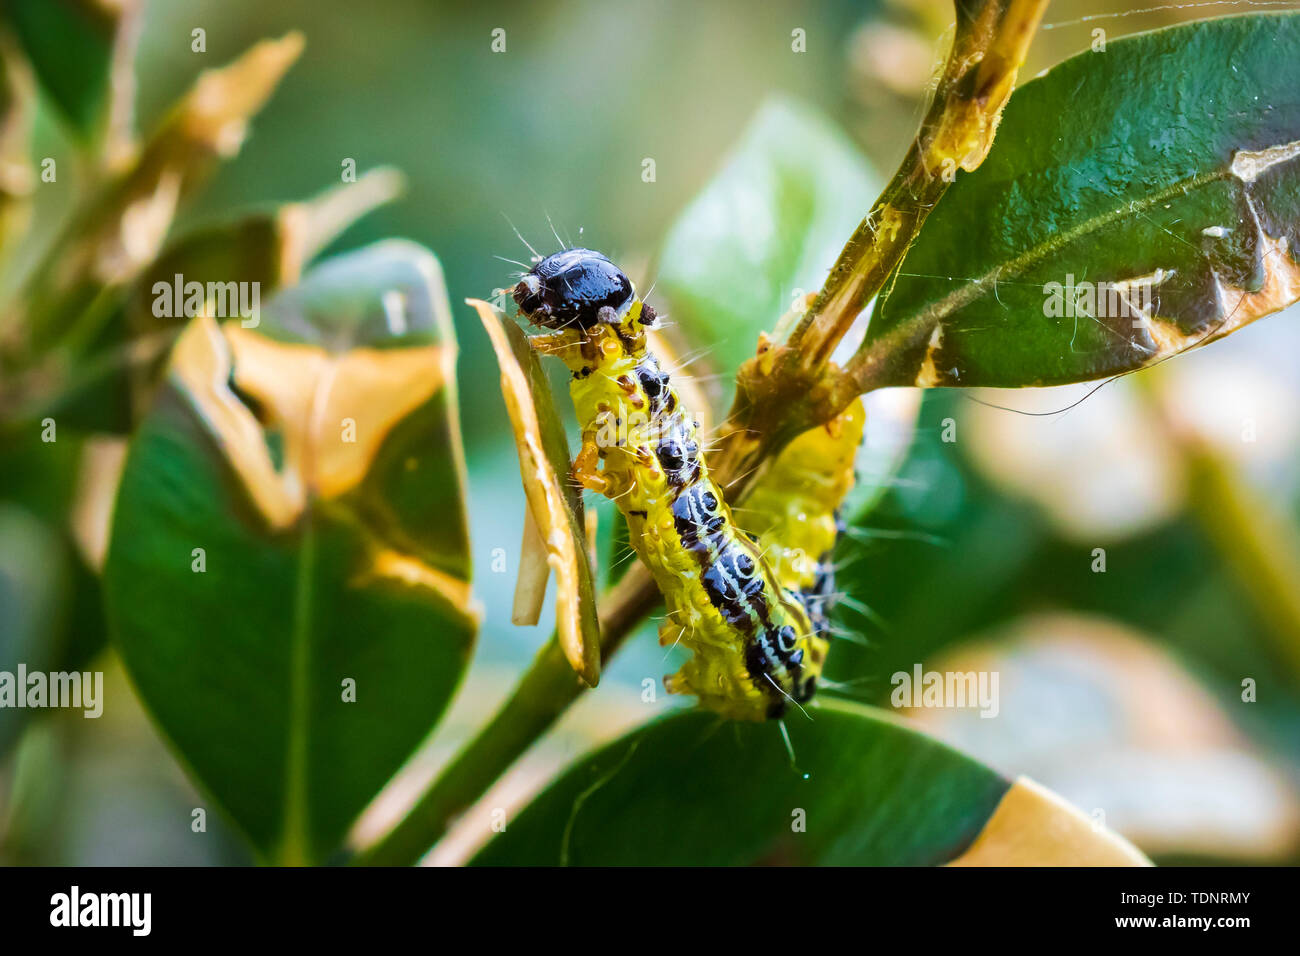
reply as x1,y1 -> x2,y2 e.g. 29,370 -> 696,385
866,14 -> 1300,387
0,505 -> 66,756
104,243 -> 476,862
3,0 -> 128,143
0,24 -> 399,855
3,3 -> 1299,868
473,701 -> 1009,865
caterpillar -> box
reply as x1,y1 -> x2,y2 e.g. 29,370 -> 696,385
512,248 -> 861,721
741,388 -> 865,646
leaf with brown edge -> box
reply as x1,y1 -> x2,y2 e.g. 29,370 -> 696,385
856,13 -> 1300,391
105,241 -> 477,863
511,504 -> 551,627
473,700 -> 1149,866
470,298 -> 602,688
5,167 -> 403,433
116,166 -> 406,418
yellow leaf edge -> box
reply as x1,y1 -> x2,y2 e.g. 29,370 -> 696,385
947,775 -> 1153,867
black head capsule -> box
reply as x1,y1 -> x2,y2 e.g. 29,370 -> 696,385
512,248 -> 634,330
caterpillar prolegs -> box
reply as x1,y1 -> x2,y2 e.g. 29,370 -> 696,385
512,248 -> 863,721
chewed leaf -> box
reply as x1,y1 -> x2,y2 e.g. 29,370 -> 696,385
470,298 -> 601,686
511,505 -> 550,627
865,13 -> 1300,388
136,167 -> 403,334
105,241 -> 477,863
31,167 -> 404,433
24,33 -> 305,351
471,698 -> 1147,865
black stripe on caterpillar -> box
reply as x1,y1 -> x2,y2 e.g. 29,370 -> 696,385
512,248 -> 833,720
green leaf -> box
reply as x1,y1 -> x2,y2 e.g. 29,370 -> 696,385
0,504 -> 67,757
104,241 -> 478,863
657,95 -> 881,394
0,427 -> 108,764
865,13 -> 1300,388
2,0 -> 136,145
472,700 -> 1010,865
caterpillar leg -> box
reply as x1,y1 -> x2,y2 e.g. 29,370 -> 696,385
527,331 -> 571,355
659,621 -> 695,697
572,430 -> 609,494
657,616 -> 699,696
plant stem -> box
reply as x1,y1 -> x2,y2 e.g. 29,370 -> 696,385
355,565 -> 659,866
793,0 -> 1047,372
710,0 -> 1049,502
1184,441 -> 1300,680
358,0 -> 1050,867
278,511 -> 316,866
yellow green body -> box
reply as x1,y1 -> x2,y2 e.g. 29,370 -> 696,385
532,299 -> 835,720
744,396 -> 866,594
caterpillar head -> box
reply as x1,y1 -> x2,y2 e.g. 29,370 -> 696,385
513,248 -> 654,330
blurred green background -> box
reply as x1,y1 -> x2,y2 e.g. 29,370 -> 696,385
3,0 -> 1300,865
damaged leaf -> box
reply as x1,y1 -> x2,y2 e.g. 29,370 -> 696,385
104,241 -> 477,863
862,13 -> 1300,388
22,32 -> 304,353
470,298 -> 602,687
21,167 -> 405,432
